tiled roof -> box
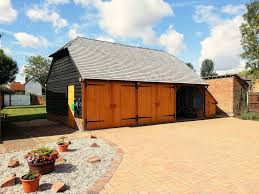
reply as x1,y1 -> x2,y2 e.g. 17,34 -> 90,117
50,37 -> 206,85
10,81 -> 25,91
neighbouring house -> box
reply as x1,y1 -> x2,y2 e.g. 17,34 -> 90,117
9,81 -> 25,94
203,74 -> 249,116
25,78 -> 42,96
46,37 -> 216,130
251,80 -> 259,93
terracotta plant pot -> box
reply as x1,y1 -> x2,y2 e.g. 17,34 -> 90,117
57,143 -> 68,152
21,174 -> 41,193
28,160 -> 55,175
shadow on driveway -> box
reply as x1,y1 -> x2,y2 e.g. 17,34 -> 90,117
2,119 -> 77,141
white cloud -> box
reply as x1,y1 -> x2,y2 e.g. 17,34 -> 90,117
0,0 -> 17,24
15,64 -> 25,83
46,0 -> 70,5
193,5 -> 222,26
14,32 -> 49,48
199,16 -> 244,72
222,4 -> 245,15
2,47 -> 11,55
26,5 -> 68,30
68,24 -> 83,40
73,0 -> 97,6
89,0 -> 173,45
159,25 -> 185,55
96,36 -> 114,42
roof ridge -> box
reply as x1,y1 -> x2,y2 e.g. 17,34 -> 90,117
75,36 -> 166,53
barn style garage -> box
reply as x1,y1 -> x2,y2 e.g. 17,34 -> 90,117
46,37 -> 216,130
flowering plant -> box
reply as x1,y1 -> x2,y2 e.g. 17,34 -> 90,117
25,147 -> 59,165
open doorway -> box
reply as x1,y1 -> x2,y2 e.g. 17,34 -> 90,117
176,86 -> 204,120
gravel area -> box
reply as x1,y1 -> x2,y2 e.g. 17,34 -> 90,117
0,138 -> 115,193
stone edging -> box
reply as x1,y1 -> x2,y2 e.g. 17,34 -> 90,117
87,138 -> 124,194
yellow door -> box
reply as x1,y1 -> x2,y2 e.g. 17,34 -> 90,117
68,85 -> 75,128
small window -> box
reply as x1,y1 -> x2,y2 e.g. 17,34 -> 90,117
257,96 -> 259,102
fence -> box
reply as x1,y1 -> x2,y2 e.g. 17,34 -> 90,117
0,94 -> 3,110
31,95 -> 46,105
4,94 -> 31,106
3,94 -> 46,106
248,92 -> 259,113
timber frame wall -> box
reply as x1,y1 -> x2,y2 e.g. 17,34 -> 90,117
81,79 -> 207,130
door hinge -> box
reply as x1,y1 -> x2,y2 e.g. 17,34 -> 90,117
138,116 -> 152,119
122,117 -> 137,121
162,114 -> 175,117
85,119 -> 104,123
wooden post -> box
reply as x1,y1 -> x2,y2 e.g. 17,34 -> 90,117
9,94 -> 11,106
81,80 -> 86,130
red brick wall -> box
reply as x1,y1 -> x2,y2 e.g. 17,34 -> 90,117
205,77 -> 235,116
205,76 -> 248,116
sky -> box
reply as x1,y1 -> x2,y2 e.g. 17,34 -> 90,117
0,0 -> 250,83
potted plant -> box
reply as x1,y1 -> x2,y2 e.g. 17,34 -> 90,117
25,147 -> 59,175
57,136 -> 69,152
20,171 -> 41,193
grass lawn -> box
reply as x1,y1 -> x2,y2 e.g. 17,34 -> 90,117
1,105 -> 47,122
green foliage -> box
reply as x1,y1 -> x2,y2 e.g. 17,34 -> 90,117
57,136 -> 67,145
31,147 -> 54,156
186,62 -> 194,70
22,171 -> 39,180
240,112 -> 259,120
200,59 -> 217,77
0,85 -> 12,94
23,56 -> 51,87
240,1 -> 259,70
239,69 -> 259,81
0,49 -> 18,85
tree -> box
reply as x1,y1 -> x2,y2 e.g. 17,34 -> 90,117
23,56 -> 51,88
0,49 -> 18,85
239,69 -> 259,81
186,62 -> 194,70
240,1 -> 259,71
200,59 -> 217,77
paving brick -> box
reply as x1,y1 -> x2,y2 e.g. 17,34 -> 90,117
1,118 -> 259,193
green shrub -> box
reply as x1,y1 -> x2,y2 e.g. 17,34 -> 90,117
31,147 -> 54,156
240,112 -> 259,120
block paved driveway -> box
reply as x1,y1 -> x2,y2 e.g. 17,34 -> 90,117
1,117 -> 259,193
91,117 -> 259,194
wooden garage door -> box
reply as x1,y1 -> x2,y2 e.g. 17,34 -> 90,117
112,82 -> 137,127
137,83 -> 156,125
156,84 -> 176,123
205,89 -> 217,118
86,82 -> 112,129
85,81 -> 177,129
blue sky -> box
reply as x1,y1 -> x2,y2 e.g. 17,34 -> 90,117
0,0 -> 249,82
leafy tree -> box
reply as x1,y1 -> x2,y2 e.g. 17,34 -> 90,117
240,1 -> 259,70
23,56 -> 51,87
239,69 -> 259,81
186,62 -> 194,70
0,49 -> 18,85
200,59 -> 217,77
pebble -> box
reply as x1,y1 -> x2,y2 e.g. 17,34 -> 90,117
0,138 -> 115,193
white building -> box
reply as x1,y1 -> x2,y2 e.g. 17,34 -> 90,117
25,78 -> 42,96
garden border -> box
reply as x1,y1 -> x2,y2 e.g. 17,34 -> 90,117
87,138 -> 124,194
